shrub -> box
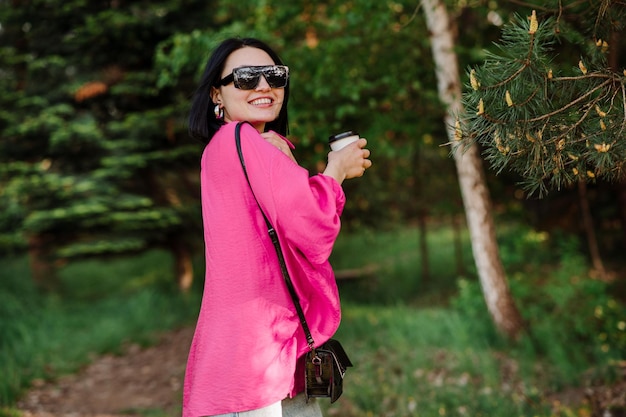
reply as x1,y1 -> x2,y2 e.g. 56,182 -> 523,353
451,226 -> 625,387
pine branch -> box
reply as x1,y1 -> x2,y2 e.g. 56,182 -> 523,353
458,8 -> 626,196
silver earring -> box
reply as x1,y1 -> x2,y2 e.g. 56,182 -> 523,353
214,104 -> 224,120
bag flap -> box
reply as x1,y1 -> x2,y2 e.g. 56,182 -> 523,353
320,338 -> 353,368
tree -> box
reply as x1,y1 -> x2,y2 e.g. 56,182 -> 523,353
0,1 -> 209,291
154,2 -> 469,296
1,0 -> 486,295
460,5 -> 626,195
421,0 -> 525,339
460,2 -> 626,277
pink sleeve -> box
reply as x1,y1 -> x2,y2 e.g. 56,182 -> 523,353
238,123 -> 345,265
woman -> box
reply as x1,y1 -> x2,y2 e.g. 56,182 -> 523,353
183,37 -> 372,417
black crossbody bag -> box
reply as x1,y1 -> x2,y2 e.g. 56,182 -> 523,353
235,122 -> 353,403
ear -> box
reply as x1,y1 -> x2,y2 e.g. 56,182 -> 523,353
210,86 -> 221,105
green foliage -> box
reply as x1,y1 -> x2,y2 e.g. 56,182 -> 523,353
57,249 -> 176,297
2,0 -> 507,275
452,224 -> 625,386
451,278 -> 500,341
0,0 -> 476,275
0,0 -> 208,270
461,5 -> 626,196
332,223 -> 473,305
0,408 -> 20,417
154,29 -> 217,90
153,0 -> 463,228
513,252 -> 625,372
496,225 -> 558,269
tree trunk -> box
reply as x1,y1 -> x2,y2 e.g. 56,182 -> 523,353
418,211 -> 430,283
615,181 -> 626,255
421,0 -> 524,340
452,214 -> 465,277
27,234 -> 57,291
577,179 -> 607,279
147,170 -> 196,292
171,238 -> 194,293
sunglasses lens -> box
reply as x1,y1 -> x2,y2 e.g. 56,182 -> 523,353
232,66 -> 289,90
233,67 -> 261,89
264,66 -> 288,88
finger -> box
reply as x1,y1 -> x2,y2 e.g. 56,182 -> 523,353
260,132 -> 280,142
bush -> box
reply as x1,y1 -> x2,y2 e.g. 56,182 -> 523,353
451,226 -> 625,387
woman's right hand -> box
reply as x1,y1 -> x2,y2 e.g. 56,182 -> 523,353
323,138 -> 372,184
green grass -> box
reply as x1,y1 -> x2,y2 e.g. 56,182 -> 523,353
0,251 -> 200,407
1,224 -> 622,417
331,224 -> 474,306
323,304 -> 553,417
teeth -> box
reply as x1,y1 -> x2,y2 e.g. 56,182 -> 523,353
251,98 -> 272,105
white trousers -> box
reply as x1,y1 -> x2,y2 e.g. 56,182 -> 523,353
209,393 -> 323,417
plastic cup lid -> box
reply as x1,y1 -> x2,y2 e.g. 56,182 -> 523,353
328,131 -> 359,143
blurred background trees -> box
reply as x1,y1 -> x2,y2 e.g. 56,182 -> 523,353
1,0 -> 465,291
2,0 -> 625,317
0,0 -> 211,290
1,1 -> 624,294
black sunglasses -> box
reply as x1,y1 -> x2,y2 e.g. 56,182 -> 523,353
218,65 -> 289,90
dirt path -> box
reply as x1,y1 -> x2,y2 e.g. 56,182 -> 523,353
16,327 -> 194,417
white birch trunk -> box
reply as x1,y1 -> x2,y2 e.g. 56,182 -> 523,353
420,0 -> 524,339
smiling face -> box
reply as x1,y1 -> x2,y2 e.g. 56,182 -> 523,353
211,47 -> 286,133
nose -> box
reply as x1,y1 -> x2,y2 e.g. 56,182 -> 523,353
255,75 -> 271,90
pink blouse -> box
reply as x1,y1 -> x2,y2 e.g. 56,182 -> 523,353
182,122 -> 345,417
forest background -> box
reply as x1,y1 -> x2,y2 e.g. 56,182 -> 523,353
1,0 -> 625,416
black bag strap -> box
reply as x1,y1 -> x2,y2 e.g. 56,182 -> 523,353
235,122 -> 316,351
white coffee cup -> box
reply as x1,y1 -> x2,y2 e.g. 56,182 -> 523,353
329,131 -> 360,151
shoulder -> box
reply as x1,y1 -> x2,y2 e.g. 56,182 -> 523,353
213,121 -> 239,139
212,121 -> 264,143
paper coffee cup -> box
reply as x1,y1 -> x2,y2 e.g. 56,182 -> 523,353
329,131 -> 360,151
